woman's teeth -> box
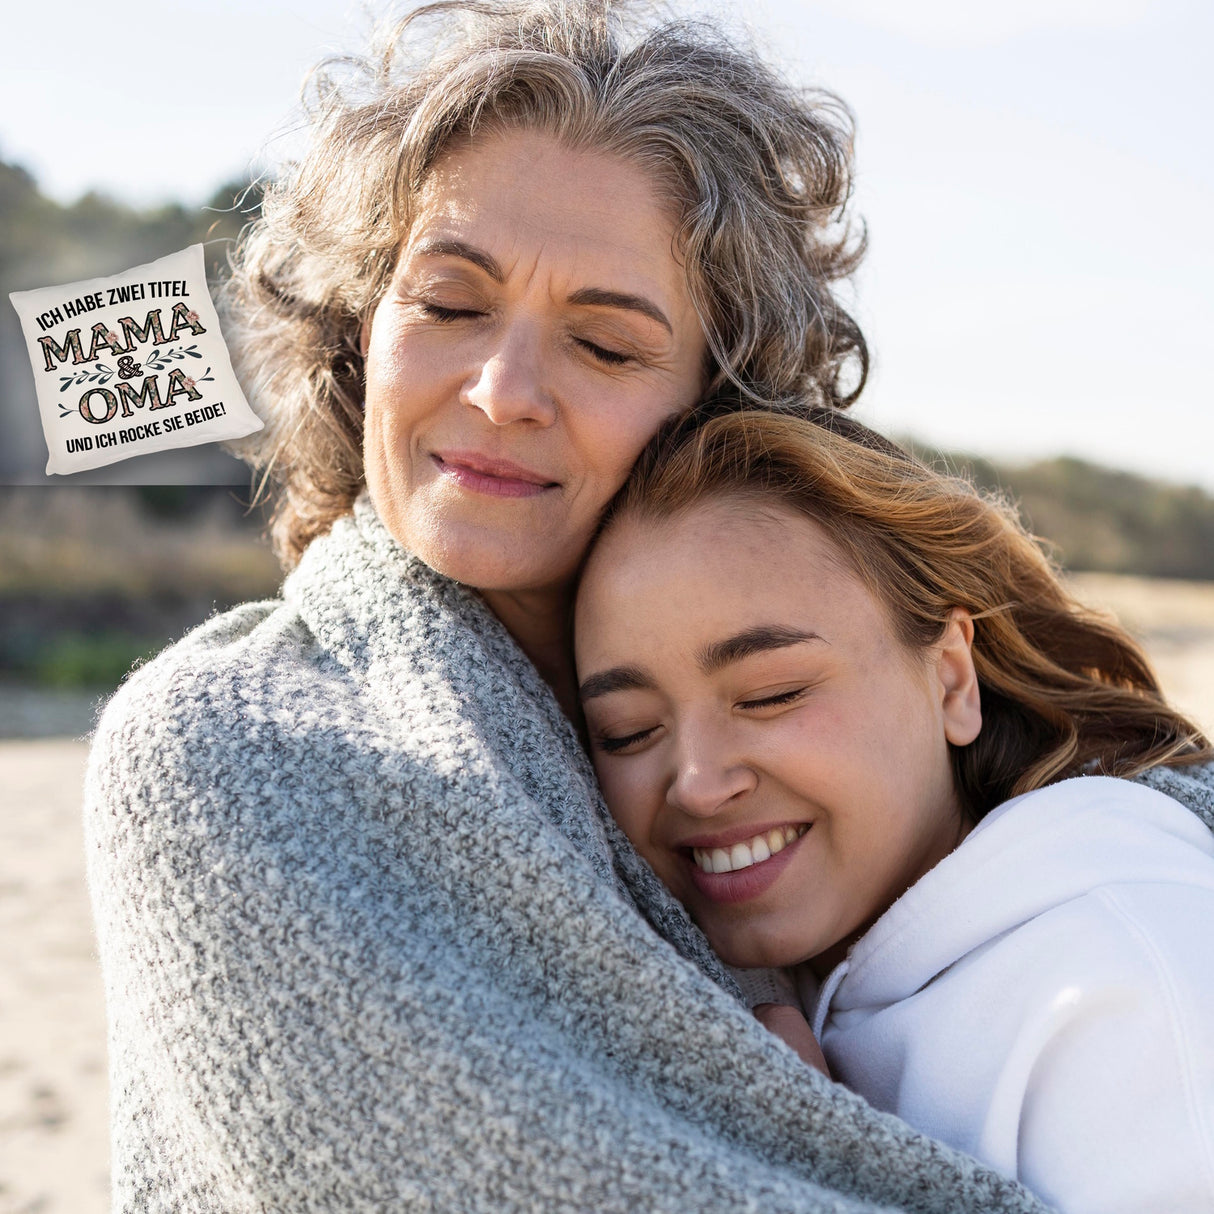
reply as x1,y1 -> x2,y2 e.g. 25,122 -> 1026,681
692,824 -> 809,875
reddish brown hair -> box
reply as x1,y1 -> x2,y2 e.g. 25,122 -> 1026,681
600,406 -> 1211,818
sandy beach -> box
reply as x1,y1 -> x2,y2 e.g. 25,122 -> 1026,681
1,737 -> 108,1214
1,574 -> 1211,1213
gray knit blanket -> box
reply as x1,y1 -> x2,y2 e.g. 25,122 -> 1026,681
84,495 -> 1213,1212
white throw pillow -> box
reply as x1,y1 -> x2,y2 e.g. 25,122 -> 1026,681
9,244 -> 263,475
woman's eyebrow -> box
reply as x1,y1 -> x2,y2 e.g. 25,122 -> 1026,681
567,287 -> 672,335
697,626 -> 823,674
412,238 -> 504,281
579,665 -> 655,702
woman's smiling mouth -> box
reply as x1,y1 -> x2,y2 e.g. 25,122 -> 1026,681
691,823 -> 809,874
684,823 -> 811,906
433,451 -> 559,498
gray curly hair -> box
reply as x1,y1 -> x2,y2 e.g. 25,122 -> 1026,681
224,0 -> 867,566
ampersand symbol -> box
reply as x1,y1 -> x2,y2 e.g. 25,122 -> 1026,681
117,355 -> 142,379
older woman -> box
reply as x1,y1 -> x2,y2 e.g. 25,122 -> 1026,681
84,3 -> 1058,1211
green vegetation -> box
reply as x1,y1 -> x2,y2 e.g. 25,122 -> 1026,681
25,631 -> 160,689
0,485 -> 279,690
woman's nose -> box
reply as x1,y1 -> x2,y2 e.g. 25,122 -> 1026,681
665,734 -> 757,819
461,323 -> 557,427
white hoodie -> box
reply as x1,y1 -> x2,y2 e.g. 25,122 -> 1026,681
804,776 -> 1214,1214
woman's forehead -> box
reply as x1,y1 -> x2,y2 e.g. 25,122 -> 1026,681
583,498 -> 851,610
405,128 -> 686,253
398,128 -> 701,320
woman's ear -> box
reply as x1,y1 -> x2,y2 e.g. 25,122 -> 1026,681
359,313 -> 373,359
937,608 -> 982,747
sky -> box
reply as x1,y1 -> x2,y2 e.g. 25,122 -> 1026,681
2,0 -> 1211,490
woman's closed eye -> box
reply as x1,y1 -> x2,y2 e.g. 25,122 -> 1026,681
592,723 -> 661,755
419,301 -> 483,322
591,687 -> 810,755
736,687 -> 809,711
574,336 -> 632,367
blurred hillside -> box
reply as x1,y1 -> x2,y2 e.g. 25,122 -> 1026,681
0,156 -> 262,484
910,445 -> 1214,582
0,485 -> 278,719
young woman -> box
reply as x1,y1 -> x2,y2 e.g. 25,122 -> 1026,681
576,406 -> 1214,1214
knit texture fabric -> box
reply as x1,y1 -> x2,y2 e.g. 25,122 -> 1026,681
84,496 -> 1064,1213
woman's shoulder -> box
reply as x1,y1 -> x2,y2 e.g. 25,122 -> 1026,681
1131,758 -> 1214,833
94,592 -> 311,730
85,593 -> 338,819
847,774 -> 1214,998
918,776 -> 1214,1016
974,773 -> 1214,858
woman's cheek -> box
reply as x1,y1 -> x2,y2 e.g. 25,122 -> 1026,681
597,759 -> 651,845
592,758 -> 626,819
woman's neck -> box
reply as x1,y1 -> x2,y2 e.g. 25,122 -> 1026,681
480,585 -> 580,722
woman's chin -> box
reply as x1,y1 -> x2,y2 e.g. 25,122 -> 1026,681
417,534 -> 574,600
706,928 -> 814,973
365,469 -> 589,597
